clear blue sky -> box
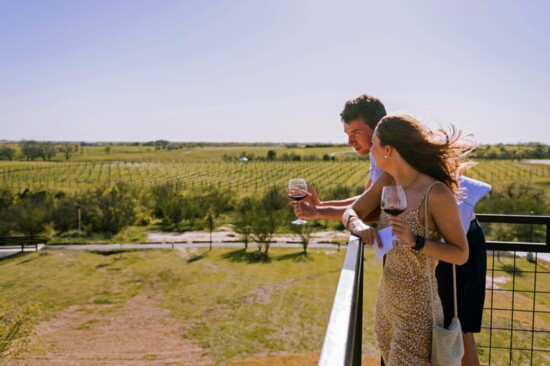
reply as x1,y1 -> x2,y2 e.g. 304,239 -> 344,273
1,0 -> 549,144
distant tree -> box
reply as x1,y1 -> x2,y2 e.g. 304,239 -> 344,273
10,189 -> 52,236
291,221 -> 315,254
233,196 -> 257,250
20,141 -> 40,161
38,142 -> 57,161
150,183 -> 187,229
533,144 -> 546,159
267,150 -> 276,161
251,209 -> 278,257
0,188 -> 14,236
20,142 -> 58,161
51,192 -> 80,233
59,144 -> 74,160
198,188 -> 234,218
251,187 -> 286,257
104,146 -> 112,154
476,183 -> 549,242
203,207 -> 216,251
80,183 -> 139,236
154,140 -> 170,148
477,183 -> 548,216
0,146 -> 16,161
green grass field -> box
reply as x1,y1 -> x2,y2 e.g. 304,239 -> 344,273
3,248 -> 549,364
0,247 -> 382,364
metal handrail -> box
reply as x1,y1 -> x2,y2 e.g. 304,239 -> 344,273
318,235 -> 364,366
476,214 -> 550,250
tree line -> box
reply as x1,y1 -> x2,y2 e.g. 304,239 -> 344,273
0,142 -> 80,161
2,141 -> 549,162
0,183 -> 327,257
1,180 -> 548,251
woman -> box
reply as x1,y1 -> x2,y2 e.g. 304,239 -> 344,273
342,114 -> 471,365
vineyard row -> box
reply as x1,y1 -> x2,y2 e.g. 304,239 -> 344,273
1,160 -> 549,195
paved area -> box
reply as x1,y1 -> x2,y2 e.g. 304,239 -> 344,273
0,243 -> 46,258
0,230 -> 350,259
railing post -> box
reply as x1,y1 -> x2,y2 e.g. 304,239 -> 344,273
347,236 -> 364,365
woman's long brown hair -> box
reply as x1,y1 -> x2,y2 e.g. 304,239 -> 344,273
375,114 -> 475,195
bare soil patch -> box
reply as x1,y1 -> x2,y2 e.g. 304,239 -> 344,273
12,295 -> 213,366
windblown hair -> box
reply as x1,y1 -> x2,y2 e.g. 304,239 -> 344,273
376,114 -> 475,195
340,93 -> 387,129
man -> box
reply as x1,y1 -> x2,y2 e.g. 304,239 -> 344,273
295,94 -> 386,221
293,93 -> 488,365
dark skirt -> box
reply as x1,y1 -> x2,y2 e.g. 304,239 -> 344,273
436,219 -> 487,333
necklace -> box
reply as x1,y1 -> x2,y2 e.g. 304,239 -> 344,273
402,172 -> 421,189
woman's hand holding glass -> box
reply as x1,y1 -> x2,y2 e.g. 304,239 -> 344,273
387,215 -> 416,248
381,185 -> 408,246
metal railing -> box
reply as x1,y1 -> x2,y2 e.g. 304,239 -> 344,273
477,214 -> 550,365
319,235 -> 364,365
319,214 -> 550,366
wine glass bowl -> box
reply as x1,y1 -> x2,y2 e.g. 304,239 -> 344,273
288,178 -> 308,224
381,185 -> 407,216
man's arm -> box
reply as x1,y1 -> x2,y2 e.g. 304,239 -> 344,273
293,175 -> 390,222
317,195 -> 361,207
294,203 -> 352,221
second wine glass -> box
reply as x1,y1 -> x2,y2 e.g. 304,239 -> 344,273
288,178 -> 308,225
381,185 -> 408,216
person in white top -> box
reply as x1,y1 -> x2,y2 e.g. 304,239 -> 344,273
293,93 -> 489,365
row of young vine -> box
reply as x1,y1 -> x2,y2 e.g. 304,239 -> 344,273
2,160 -> 549,196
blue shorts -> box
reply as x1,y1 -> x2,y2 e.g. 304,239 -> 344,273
436,219 -> 487,333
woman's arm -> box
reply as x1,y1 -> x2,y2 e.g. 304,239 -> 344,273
426,185 -> 469,264
348,173 -> 391,221
341,173 -> 392,244
388,184 -> 469,265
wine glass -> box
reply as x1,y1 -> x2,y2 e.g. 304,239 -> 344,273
288,178 -> 309,225
381,185 -> 407,216
380,186 -> 407,245
381,185 -> 407,245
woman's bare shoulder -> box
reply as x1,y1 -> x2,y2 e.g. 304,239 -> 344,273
428,181 -> 456,205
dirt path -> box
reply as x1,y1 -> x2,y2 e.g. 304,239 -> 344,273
146,229 -> 349,245
13,295 -> 213,366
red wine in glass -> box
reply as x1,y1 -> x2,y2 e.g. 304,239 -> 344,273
381,185 -> 407,216
288,178 -> 308,224
381,185 -> 407,245
288,192 -> 308,201
383,207 -> 406,216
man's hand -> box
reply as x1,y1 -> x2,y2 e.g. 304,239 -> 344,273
292,201 -> 319,220
299,183 -> 321,206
